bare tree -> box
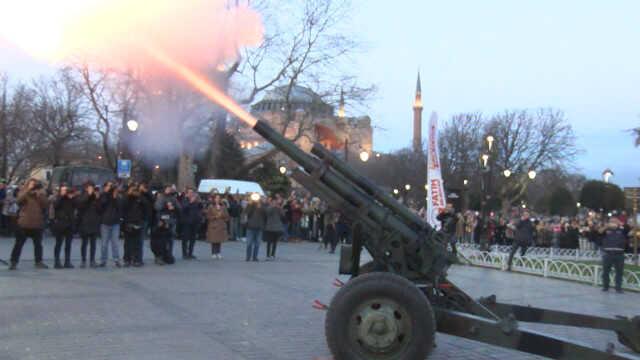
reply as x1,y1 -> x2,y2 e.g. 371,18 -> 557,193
29,69 -> 88,166
223,0 -> 374,176
485,109 -> 579,212
439,113 -> 484,187
76,64 -> 140,171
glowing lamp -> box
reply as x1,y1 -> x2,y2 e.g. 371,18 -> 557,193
126,120 -> 139,132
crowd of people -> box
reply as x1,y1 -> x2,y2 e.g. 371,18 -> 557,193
434,203 -> 639,294
0,179 -> 345,270
428,206 -> 639,252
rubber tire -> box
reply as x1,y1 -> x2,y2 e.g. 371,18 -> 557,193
325,272 -> 436,360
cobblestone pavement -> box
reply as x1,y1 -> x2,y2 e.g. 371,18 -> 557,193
0,237 -> 639,360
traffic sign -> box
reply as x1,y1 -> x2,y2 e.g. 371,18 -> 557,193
117,159 -> 132,179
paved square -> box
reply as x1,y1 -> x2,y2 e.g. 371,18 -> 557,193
0,237 -> 638,360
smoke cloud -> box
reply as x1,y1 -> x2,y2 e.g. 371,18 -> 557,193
0,0 -> 263,72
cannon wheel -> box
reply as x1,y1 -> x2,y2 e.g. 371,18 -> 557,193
325,272 -> 435,360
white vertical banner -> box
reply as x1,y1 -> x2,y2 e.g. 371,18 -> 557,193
427,112 -> 447,229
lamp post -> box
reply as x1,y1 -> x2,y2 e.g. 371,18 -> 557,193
602,168 -> 614,183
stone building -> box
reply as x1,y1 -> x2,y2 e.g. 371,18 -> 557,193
236,85 -> 373,162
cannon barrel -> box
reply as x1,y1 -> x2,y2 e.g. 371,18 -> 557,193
252,120 -> 446,277
311,144 -> 432,233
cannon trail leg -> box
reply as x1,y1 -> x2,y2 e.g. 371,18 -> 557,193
435,309 -> 635,359
479,297 -> 640,353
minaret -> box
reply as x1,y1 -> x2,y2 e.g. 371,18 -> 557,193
413,72 -> 423,153
337,88 -> 345,118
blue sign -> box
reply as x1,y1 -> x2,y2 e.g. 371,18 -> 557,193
117,159 -> 132,179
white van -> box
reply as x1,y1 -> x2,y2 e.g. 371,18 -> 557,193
197,179 -> 265,197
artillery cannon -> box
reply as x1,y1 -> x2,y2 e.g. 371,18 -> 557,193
251,119 -> 640,359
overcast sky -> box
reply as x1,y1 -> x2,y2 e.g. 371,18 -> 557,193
348,0 -> 639,187
1,0 -> 638,186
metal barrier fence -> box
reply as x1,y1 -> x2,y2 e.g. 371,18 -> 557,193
458,243 -> 636,264
459,249 -> 640,291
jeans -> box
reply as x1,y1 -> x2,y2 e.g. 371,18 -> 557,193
54,228 -> 73,263
100,224 -> 120,262
182,224 -> 196,257
230,217 -> 240,241
246,228 -> 262,260
81,234 -> 97,262
602,252 -> 624,291
11,227 -> 44,264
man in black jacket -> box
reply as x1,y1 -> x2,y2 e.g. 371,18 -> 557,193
52,185 -> 77,269
507,211 -> 535,271
180,188 -> 201,260
122,184 -> 149,267
76,182 -> 101,267
601,217 -> 627,293
437,203 -> 458,256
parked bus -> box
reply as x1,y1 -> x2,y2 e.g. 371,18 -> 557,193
49,165 -> 115,191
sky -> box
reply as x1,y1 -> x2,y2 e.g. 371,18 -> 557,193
0,0 -> 638,187
349,0 -> 639,187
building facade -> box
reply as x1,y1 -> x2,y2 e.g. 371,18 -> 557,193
236,85 -> 373,162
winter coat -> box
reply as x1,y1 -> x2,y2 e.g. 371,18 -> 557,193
602,228 -> 626,253
16,189 -> 48,230
205,205 -> 229,244
515,219 -> 535,245
123,194 -> 148,228
264,205 -> 284,233
52,195 -> 76,233
437,211 -> 457,234
181,199 -> 202,225
245,203 -> 266,230
99,192 -> 123,226
76,192 -> 101,235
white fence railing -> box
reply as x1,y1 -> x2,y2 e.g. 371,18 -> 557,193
459,249 -> 640,291
458,243 -> 636,264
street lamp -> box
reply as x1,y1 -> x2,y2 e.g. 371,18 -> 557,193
126,119 -> 139,132
486,135 -> 495,151
154,164 -> 160,170
393,188 -> 399,195
528,170 -> 537,180
602,168 -> 614,183
503,169 -> 512,178
577,202 -> 582,208
279,166 -> 287,175
375,153 -> 381,158
463,179 -> 469,186
424,184 -> 429,190
359,151 -> 370,162
405,184 -> 411,191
